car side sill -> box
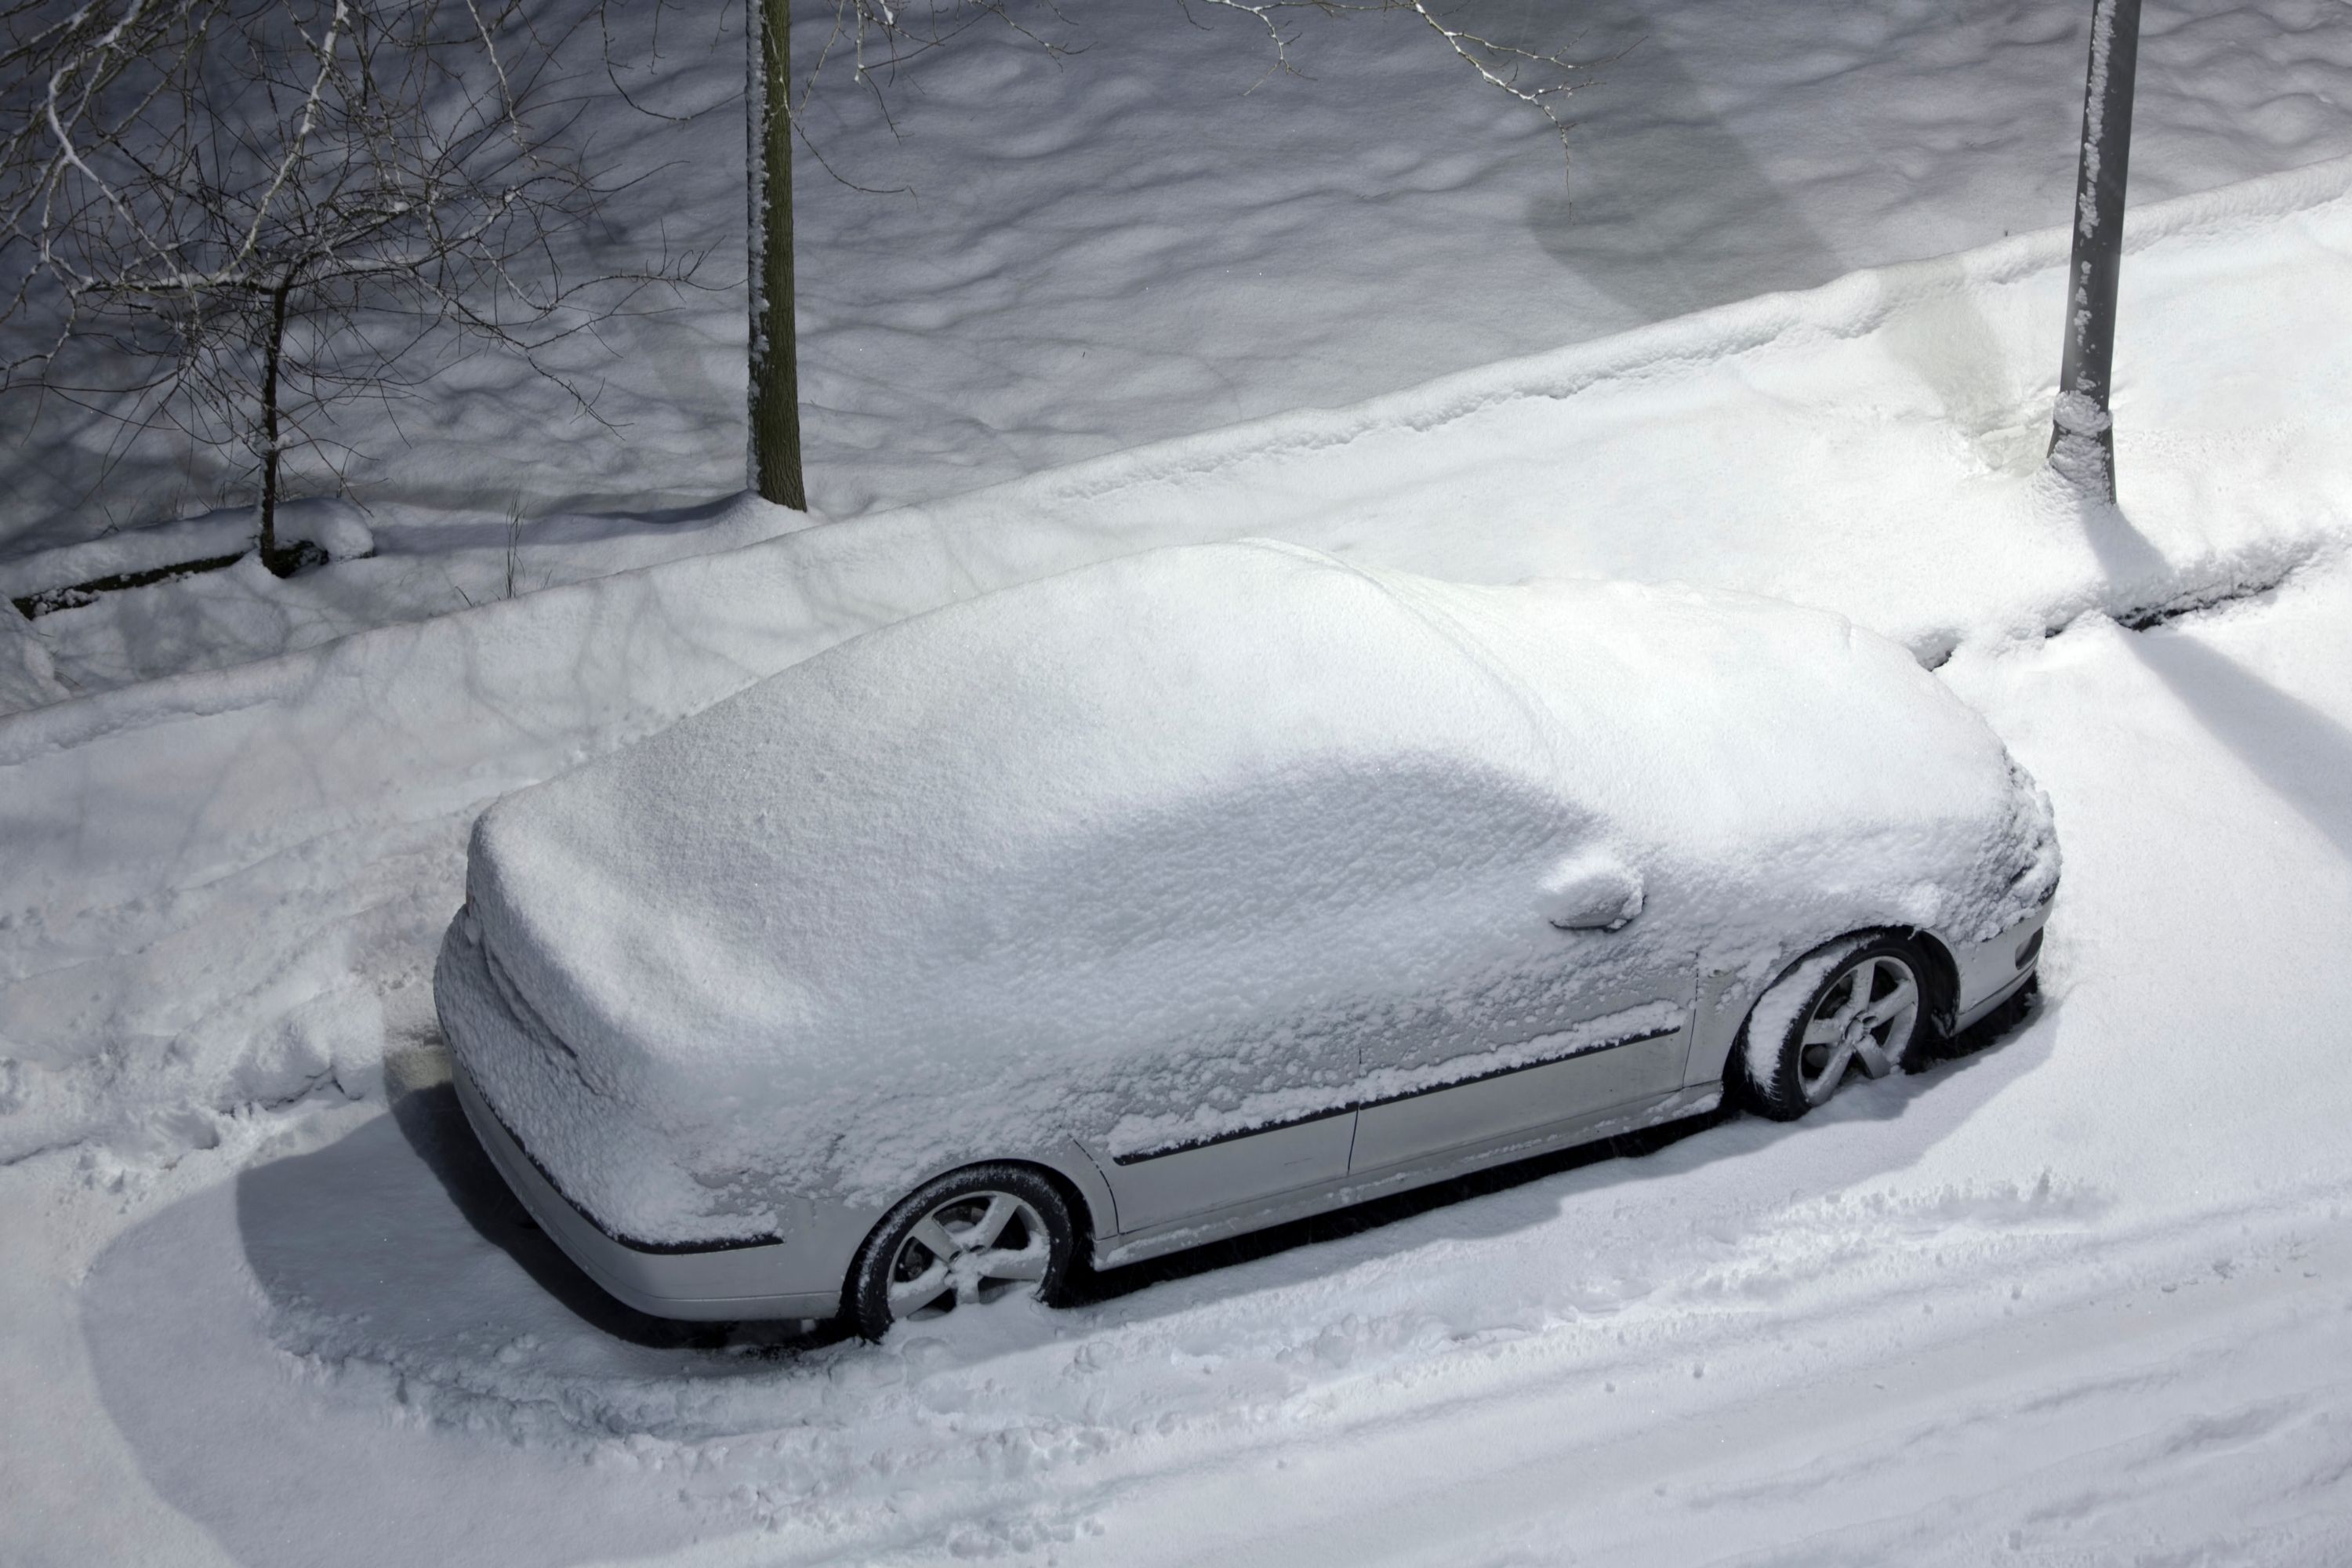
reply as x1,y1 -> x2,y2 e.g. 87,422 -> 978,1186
1110,1025 -> 1682,1167
1093,1082 -> 1722,1269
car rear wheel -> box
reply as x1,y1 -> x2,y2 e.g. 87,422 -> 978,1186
1732,935 -> 1927,1122
847,1163 -> 1076,1341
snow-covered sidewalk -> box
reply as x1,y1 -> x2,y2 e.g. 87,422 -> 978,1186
15,0 -> 2352,706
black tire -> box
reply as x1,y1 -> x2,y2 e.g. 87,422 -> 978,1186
846,1163 -> 1076,1341
1731,934 -> 1929,1123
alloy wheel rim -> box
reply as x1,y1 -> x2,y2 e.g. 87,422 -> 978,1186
885,1191 -> 1052,1321
1797,953 -> 1919,1105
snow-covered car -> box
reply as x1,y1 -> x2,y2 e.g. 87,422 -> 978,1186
434,540 -> 2058,1339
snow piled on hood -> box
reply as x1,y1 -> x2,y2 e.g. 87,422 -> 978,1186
454,541 -> 2054,1240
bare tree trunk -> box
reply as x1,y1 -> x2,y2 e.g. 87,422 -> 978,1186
747,0 -> 808,510
258,269 -> 300,576
5,1 -> 708,576
2047,0 -> 2141,503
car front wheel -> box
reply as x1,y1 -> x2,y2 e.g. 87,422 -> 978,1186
847,1163 -> 1076,1341
1732,935 -> 1929,1121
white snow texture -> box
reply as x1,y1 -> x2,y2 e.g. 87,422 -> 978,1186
10,0 -> 2352,1560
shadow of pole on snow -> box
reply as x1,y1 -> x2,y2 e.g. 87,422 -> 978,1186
2124,630 -> 2352,862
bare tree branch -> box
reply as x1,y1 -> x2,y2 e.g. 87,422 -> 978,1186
2,0 -> 710,571
769,0 -> 1581,183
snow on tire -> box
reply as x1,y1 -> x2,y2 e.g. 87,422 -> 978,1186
1732,935 -> 1929,1122
846,1163 -> 1077,1342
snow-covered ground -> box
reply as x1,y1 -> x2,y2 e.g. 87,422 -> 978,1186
10,551 -> 2352,1566
7,2 -> 2352,1562
10,0 -> 2352,706
9,164 -> 2352,1562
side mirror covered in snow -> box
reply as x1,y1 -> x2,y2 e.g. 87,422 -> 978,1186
1538,849 -> 1644,931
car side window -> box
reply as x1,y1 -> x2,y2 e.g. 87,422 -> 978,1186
985,755 -> 1573,954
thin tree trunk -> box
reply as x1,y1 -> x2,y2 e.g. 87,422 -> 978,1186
747,0 -> 807,510
258,268 -> 300,575
2048,0 -> 2140,502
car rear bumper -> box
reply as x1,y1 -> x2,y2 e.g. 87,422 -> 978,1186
435,911 -> 855,1322
451,1056 -> 845,1323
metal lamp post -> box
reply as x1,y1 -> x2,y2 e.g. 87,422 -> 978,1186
2049,0 -> 2143,503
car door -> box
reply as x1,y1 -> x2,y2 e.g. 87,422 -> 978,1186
1060,764 -> 1677,1235
1056,772 -> 1385,1236
1347,842 -> 1696,1176
1076,1018 -> 1360,1236
1064,760 -> 1573,1236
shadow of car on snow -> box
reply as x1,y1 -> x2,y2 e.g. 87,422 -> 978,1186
264,981 -> 2045,1365
74,987 -> 2042,1568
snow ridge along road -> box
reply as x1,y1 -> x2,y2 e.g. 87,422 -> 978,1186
5,156 -> 2352,1568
